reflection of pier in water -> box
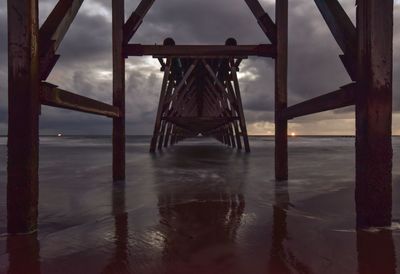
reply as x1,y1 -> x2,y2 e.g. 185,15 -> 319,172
6,0 -> 395,234
269,181 -> 313,274
153,146 -> 246,270
3,149 -> 398,273
6,234 -> 41,274
102,182 -> 129,274
357,229 -> 396,274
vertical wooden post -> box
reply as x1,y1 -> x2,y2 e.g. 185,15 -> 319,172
157,120 -> 167,150
275,0 -> 288,181
164,122 -> 172,147
170,125 -> 176,145
150,62 -> 171,152
231,68 -> 250,152
112,0 -> 125,181
229,125 -> 236,148
7,0 -> 40,234
355,0 -> 393,227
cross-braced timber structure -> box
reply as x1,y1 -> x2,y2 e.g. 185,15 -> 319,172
7,0 -> 394,233
148,38 -> 251,153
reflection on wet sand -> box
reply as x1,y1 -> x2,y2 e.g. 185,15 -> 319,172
357,229 -> 396,274
160,194 -> 245,267
269,181 -> 313,274
1,140 -> 399,273
158,193 -> 245,269
152,146 -> 247,273
102,182 -> 129,274
7,233 -> 41,274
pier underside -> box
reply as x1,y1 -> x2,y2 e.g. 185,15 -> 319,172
150,42 -> 250,152
6,0 -> 395,233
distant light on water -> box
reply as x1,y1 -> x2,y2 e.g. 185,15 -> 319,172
291,132 -> 296,137
57,133 -> 62,137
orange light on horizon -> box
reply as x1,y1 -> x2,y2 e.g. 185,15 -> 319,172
291,132 -> 296,137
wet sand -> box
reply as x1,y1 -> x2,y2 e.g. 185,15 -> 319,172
0,136 -> 400,274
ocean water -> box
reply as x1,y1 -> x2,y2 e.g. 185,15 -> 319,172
0,136 -> 399,274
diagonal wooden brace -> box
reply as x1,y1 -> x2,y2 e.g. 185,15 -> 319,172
123,0 -> 155,44
39,0 -> 84,80
244,0 -> 277,44
314,0 -> 357,80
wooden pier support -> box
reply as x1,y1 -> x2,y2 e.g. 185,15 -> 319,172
112,0 -> 126,181
7,0 -> 40,234
5,0 -> 395,232
148,38 -> 251,152
274,0 -> 288,181
355,0 -> 394,228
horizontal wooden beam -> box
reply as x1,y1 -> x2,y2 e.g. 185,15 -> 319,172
281,83 -> 356,120
39,0 -> 84,80
123,0 -> 155,44
40,82 -> 120,118
125,44 -> 276,58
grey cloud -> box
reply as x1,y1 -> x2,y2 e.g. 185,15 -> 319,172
0,0 -> 399,135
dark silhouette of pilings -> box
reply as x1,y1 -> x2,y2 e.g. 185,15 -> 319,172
149,38 -> 251,153
6,0 -> 394,233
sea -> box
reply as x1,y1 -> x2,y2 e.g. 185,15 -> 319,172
0,136 -> 399,274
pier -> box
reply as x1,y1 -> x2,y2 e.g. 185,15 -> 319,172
7,0 -> 394,233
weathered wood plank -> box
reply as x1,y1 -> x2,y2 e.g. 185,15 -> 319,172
203,60 -> 237,108
281,84 -> 356,120
355,0 -> 393,228
112,0 -> 125,181
150,63 -> 171,152
165,60 -> 198,105
225,70 -> 243,150
314,0 -> 357,79
123,0 -> 155,44
40,0 -> 84,50
244,0 -> 277,44
125,44 -> 276,58
40,82 -> 120,118
275,0 -> 288,181
230,66 -> 251,152
39,0 -> 84,80
163,122 -> 172,147
7,0 -> 40,234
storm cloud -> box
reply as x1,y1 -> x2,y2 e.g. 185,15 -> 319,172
0,0 -> 399,135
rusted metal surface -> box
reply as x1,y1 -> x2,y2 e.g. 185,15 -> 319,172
281,83 -> 356,120
40,82 -> 120,118
125,44 -> 276,58
355,0 -> 394,228
7,0 -> 40,234
274,0 -> 288,181
112,0 -> 126,181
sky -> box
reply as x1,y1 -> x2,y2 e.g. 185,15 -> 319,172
0,0 -> 399,135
